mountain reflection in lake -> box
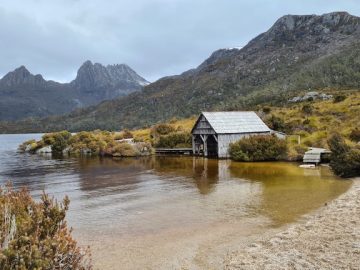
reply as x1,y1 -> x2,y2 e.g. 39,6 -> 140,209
0,134 -> 352,269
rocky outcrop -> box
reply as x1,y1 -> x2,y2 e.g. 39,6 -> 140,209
36,145 -> 52,154
288,92 -> 333,102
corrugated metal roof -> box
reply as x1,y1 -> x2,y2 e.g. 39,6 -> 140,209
201,111 -> 270,134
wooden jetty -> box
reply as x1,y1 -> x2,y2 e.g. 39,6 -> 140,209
155,148 -> 193,155
303,147 -> 331,164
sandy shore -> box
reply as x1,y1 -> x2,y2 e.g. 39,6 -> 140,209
79,177 -> 359,269
225,178 -> 360,270
82,178 -> 359,270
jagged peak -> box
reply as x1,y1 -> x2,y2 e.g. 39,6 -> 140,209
0,65 -> 46,86
78,61 -> 130,72
12,65 -> 31,76
16,65 -> 29,70
72,60 -> 149,89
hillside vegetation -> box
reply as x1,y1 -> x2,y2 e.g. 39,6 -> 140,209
264,90 -> 360,148
135,90 -> 360,161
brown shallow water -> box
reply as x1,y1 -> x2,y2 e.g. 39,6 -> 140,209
0,134 -> 352,269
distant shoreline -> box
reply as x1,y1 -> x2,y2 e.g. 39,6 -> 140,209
225,178 -> 360,269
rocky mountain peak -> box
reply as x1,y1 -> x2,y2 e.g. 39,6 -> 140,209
267,12 -> 360,39
0,65 -> 45,87
72,60 -> 149,91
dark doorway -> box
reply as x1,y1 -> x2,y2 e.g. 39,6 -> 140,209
206,135 -> 218,157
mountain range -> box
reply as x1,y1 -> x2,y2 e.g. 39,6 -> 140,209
1,11 -> 360,133
0,61 -> 148,121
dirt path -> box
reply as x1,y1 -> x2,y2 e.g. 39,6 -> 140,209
225,178 -> 360,270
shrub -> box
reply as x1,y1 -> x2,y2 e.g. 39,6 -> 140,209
20,130 -> 152,158
51,131 -> 72,154
151,124 -> 175,137
122,129 -> 133,139
28,141 -> 46,153
333,95 -> 347,103
114,133 -> 124,140
18,139 -> 36,152
155,132 -> 192,148
328,133 -> 360,177
133,142 -> 153,155
229,135 -> 288,161
69,132 -> 104,154
303,118 -> 311,125
349,128 -> 360,142
111,143 -> 139,157
262,107 -> 271,114
0,183 -> 92,269
265,115 -> 287,132
301,104 -> 313,115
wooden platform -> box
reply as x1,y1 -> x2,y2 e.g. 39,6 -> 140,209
303,147 -> 331,163
155,148 -> 193,155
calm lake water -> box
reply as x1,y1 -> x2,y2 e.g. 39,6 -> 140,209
0,134 -> 352,269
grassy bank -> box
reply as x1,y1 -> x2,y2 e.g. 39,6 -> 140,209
19,130 -> 153,157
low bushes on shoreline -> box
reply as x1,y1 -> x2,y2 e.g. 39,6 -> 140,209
328,133 -> 360,178
0,183 -> 92,269
19,130 -> 153,157
229,133 -> 360,178
150,123 -> 192,148
229,134 -> 288,162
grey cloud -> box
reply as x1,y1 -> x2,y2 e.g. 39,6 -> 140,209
0,0 -> 359,82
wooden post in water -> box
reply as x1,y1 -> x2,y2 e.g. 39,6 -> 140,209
199,134 -> 208,157
203,135 -> 208,157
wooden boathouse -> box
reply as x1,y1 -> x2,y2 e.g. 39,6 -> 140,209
191,111 -> 271,158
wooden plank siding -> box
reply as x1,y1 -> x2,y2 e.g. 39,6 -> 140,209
192,115 -> 216,135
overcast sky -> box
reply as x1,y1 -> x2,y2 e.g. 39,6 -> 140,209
0,0 -> 359,82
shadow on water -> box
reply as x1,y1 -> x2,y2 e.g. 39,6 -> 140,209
72,156 -> 219,195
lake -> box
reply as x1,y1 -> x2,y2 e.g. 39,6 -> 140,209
0,134 -> 352,269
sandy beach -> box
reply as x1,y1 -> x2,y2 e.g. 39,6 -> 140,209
225,178 -> 360,270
